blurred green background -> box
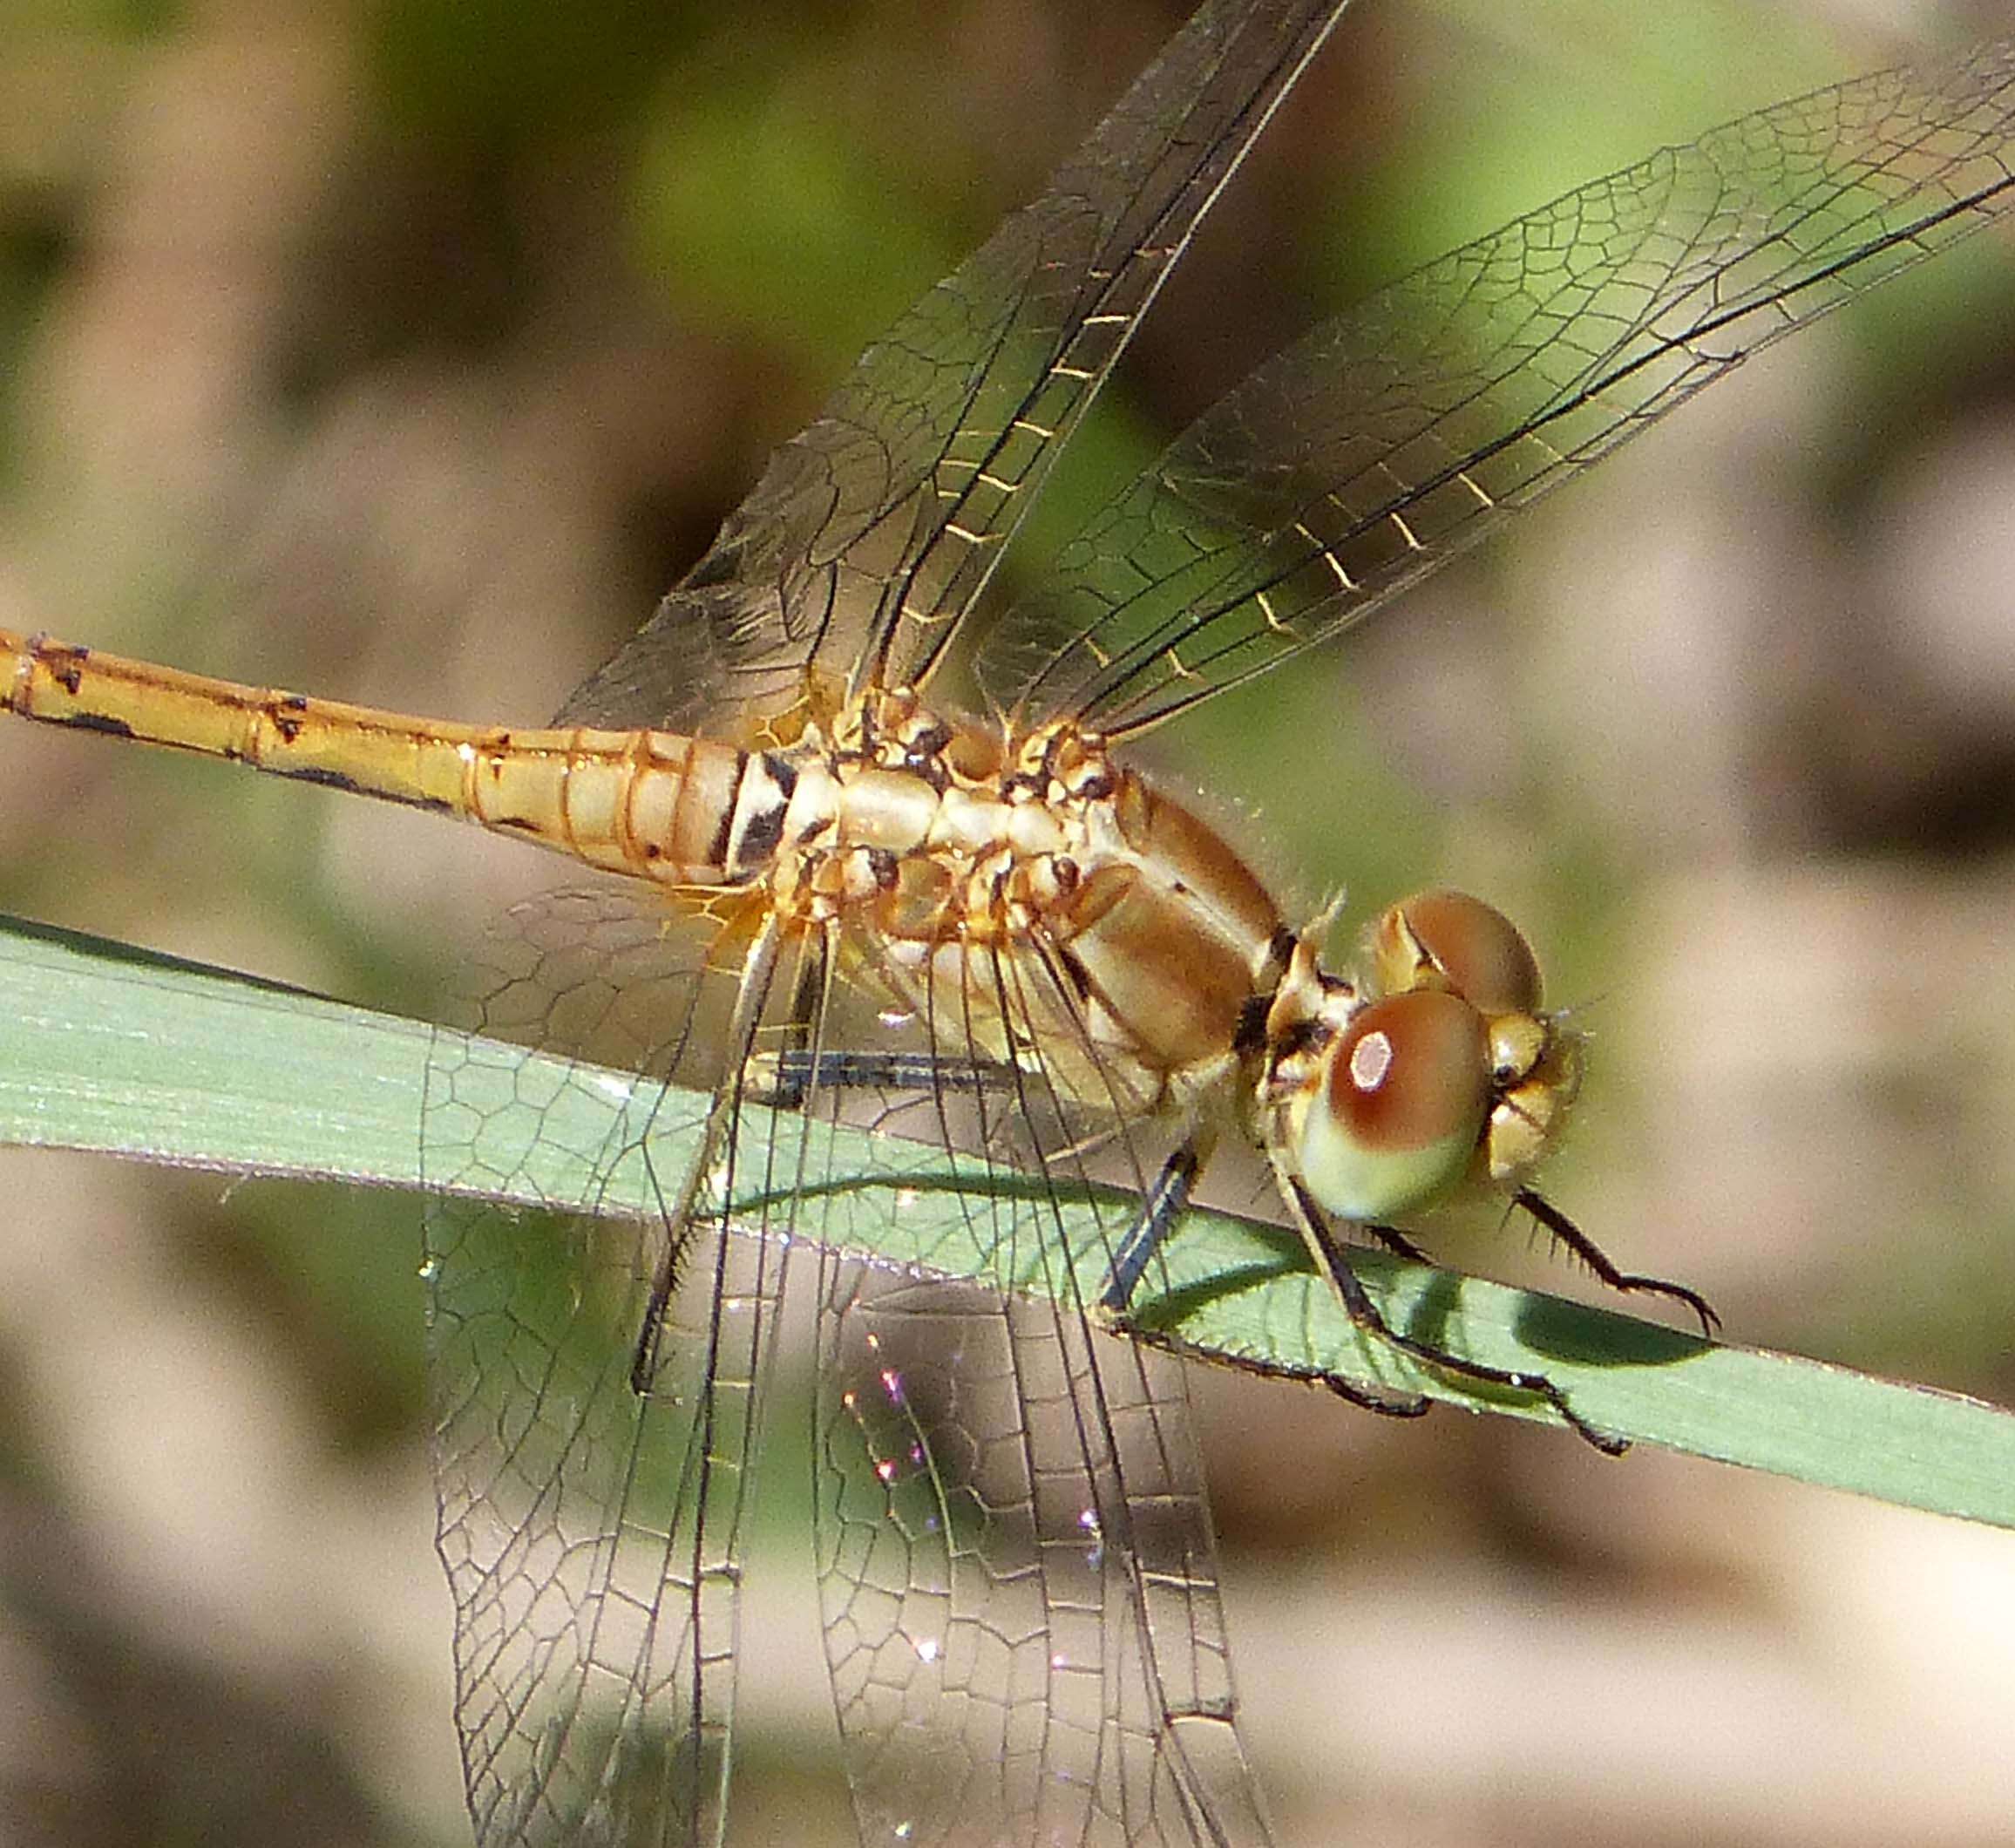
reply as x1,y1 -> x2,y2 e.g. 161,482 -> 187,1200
1,1 -> 2013,1844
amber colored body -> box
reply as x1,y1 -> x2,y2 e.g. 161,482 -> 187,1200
2,628 -> 1293,1124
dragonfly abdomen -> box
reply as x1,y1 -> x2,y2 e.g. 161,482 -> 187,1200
0,628 -> 784,886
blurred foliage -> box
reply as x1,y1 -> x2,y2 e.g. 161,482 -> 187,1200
370,0 -> 705,149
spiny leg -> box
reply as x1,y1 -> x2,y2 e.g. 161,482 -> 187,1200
1095,1138 -> 1437,1424
766,1047 -> 1007,1097
742,927 -> 831,1110
1513,1186 -> 1720,1338
631,912 -> 785,1396
1282,1174 -> 1627,1455
1096,1139 -> 1205,1317
1359,1221 -> 1435,1267
756,929 -> 1010,1109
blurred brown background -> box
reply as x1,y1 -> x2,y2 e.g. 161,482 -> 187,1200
1,0 -> 2013,1843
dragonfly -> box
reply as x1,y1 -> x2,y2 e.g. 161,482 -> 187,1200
5,1 -> 2015,1842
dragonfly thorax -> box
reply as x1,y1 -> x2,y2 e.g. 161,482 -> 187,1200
751,694 -> 1289,1113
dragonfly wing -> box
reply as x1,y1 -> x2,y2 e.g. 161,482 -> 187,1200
554,0 -> 1354,736
424,887 -> 806,1848
804,941 -> 1270,1845
817,1274 -> 1266,1848
980,41 -> 2015,738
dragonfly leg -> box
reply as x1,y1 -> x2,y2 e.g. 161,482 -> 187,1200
739,927 -> 831,1109
759,1047 -> 1007,1102
1284,1175 -> 1627,1455
1098,1139 -> 1441,1424
630,912 -> 786,1396
1513,1186 -> 1720,1337
750,937 -> 1004,1105
1360,1221 -> 1435,1266
1096,1139 -> 1204,1316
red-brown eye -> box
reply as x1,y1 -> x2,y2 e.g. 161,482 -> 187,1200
1295,989 -> 1492,1222
1372,889 -> 1543,1016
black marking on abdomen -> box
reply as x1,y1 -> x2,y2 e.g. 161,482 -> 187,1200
41,644 -> 88,696
52,710 -> 135,740
725,751 -> 797,874
737,750 -> 797,866
733,803 -> 786,869
763,751 -> 799,804
706,749 -> 749,870
279,764 -> 368,797
278,764 -> 453,813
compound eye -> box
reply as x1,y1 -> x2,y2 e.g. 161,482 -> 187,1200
1297,989 -> 1491,1222
1373,889 -> 1543,1016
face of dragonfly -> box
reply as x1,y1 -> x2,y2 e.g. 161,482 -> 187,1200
3,3 -> 2015,1845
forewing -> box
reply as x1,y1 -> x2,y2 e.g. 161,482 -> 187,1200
983,41 -> 2015,738
555,0 -> 1354,736
423,888 -> 802,1848
805,939 -> 1270,1845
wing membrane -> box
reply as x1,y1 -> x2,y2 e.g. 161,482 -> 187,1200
424,890 -> 805,1848
808,937 -> 1268,1845
555,0 -> 1354,736
817,1274 -> 1265,1847
983,41 -> 2015,738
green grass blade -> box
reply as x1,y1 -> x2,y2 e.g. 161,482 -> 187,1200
2,910 -> 2010,1525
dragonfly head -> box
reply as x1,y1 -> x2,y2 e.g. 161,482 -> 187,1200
1286,891 -> 1582,1224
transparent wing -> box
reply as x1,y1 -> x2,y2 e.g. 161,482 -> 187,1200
817,1281 -> 1264,1848
422,887 -> 808,1848
981,40 -> 2015,739
554,0 -> 1353,737
806,938 -> 1269,1845
424,886 -> 1268,1846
